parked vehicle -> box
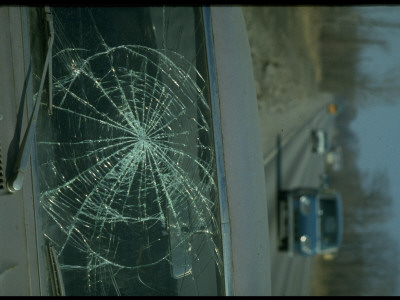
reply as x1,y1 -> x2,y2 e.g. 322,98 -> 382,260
278,187 -> 342,257
327,103 -> 338,115
326,146 -> 343,171
311,129 -> 328,154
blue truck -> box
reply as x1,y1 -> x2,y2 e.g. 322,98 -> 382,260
278,188 -> 343,256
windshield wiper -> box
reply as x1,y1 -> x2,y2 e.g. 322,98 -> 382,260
45,242 -> 66,296
7,7 -> 54,193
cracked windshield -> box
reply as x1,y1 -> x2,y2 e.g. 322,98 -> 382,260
36,7 -> 224,296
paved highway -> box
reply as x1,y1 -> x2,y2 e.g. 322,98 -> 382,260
260,95 -> 335,295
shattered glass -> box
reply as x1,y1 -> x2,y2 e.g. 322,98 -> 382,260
35,7 -> 224,296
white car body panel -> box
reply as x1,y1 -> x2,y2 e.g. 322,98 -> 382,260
210,7 -> 271,296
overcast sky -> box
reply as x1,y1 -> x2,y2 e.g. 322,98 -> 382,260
349,6 -> 400,292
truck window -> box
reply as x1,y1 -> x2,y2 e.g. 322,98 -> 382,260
319,198 -> 338,250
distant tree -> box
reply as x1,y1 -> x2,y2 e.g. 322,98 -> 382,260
360,169 -> 393,220
354,69 -> 400,107
322,6 -> 400,30
308,6 -> 400,296
318,6 -> 400,108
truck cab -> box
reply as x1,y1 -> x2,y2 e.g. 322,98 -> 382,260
279,188 -> 343,256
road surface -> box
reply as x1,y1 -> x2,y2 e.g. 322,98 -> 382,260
259,94 -> 334,295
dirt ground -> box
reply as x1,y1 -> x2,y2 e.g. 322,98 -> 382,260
242,6 -> 323,113
241,6 -> 325,295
